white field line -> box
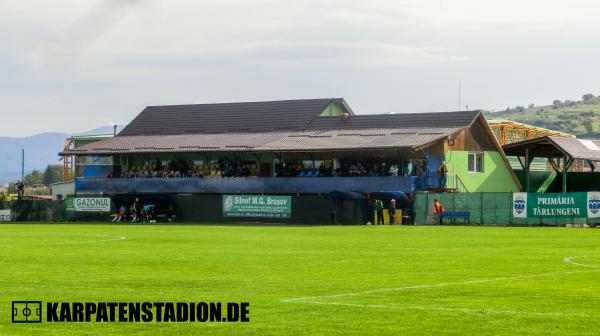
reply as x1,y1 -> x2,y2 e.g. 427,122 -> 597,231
53,235 -> 127,245
292,300 -> 597,318
0,234 -> 126,247
282,256 -> 599,307
563,256 -> 599,268
283,271 -> 592,303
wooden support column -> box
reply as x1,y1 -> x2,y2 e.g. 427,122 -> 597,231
587,160 -> 596,172
525,146 -> 530,192
562,157 -> 574,192
562,156 -> 567,192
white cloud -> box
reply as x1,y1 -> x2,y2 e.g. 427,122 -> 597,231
0,0 -> 599,136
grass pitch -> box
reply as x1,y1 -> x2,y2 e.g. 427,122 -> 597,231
1,224 -> 600,335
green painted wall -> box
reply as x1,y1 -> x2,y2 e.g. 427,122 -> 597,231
445,150 -> 520,192
319,102 -> 345,117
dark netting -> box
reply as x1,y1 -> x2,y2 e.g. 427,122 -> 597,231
415,192 -> 599,226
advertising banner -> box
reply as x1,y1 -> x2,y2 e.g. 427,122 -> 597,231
588,191 -> 600,219
513,192 -> 599,219
73,197 -> 111,212
512,192 -> 527,218
0,209 -> 11,221
223,195 -> 291,218
527,192 -> 587,218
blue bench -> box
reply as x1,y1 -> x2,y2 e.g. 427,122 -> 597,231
439,211 -> 470,224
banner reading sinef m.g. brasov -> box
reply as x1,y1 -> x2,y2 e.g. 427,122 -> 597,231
513,192 -> 600,219
222,195 -> 291,218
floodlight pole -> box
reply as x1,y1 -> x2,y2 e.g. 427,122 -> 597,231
458,81 -> 461,111
21,148 -> 24,182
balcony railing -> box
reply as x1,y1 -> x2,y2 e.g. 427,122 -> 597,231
75,176 -> 441,194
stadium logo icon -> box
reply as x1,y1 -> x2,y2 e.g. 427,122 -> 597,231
12,301 -> 42,323
224,196 -> 234,211
589,196 -> 600,215
514,197 -> 526,214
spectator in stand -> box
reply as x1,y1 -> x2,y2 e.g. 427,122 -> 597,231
405,161 -> 413,176
319,162 -> 326,176
438,161 -> 448,189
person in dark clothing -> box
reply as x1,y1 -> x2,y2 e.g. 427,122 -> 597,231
375,199 -> 384,225
318,162 -> 326,176
132,198 -> 142,223
389,199 -> 397,225
407,193 -> 415,224
16,180 -> 25,200
438,161 -> 448,189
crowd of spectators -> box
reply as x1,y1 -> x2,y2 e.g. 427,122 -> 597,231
106,159 -> 428,179
108,162 -> 260,179
275,159 -> 426,177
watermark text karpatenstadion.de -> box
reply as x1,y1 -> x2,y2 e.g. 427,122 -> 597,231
12,301 -> 249,323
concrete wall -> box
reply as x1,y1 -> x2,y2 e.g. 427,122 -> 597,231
51,181 -> 75,200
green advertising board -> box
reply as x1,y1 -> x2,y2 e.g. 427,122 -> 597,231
222,195 -> 291,218
513,192 -> 599,219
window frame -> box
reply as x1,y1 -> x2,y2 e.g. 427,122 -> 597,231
467,152 -> 484,173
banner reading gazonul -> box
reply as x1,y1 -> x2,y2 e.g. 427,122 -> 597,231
222,195 -> 291,218
74,197 -> 111,212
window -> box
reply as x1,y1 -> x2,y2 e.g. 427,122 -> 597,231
468,152 -> 483,173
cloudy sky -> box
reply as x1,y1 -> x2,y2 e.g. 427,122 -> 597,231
1,0 -> 599,137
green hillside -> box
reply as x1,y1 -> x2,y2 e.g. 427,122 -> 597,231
485,94 -> 600,138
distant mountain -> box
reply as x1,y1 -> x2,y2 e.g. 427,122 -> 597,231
485,95 -> 600,138
0,125 -> 125,186
0,133 -> 67,185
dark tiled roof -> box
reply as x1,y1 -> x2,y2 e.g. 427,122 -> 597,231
305,110 -> 481,130
503,136 -> 600,161
60,127 -> 462,155
550,137 -> 600,161
119,98 -> 348,136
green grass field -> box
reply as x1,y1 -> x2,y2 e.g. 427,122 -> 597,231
1,224 -> 600,335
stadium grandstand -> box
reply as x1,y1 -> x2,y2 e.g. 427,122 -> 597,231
59,98 -> 521,223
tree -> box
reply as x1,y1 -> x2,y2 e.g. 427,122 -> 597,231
24,170 -> 44,186
582,93 -> 595,102
552,100 -> 561,109
43,164 -> 63,185
7,181 -> 17,193
528,103 -> 535,108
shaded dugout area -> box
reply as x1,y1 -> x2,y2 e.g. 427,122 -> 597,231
503,136 -> 600,193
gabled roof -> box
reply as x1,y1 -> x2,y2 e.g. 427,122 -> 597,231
503,136 -> 600,161
119,98 -> 351,136
59,100 -> 483,155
